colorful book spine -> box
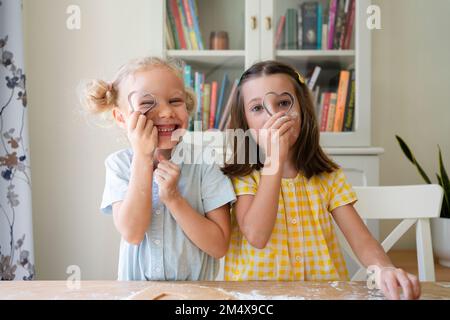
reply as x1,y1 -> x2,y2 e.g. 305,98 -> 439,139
219,79 -> 238,131
320,92 -> 331,131
275,15 -> 286,49
326,93 -> 337,132
343,69 -> 355,131
165,17 -> 175,50
333,70 -> 350,131
317,3 -> 322,50
343,0 -> 355,49
209,81 -> 218,129
194,72 -> 203,127
215,73 -> 229,128
183,64 -> 192,87
177,0 -> 192,49
188,0 -> 204,50
297,6 -> 303,49
170,0 -> 187,49
182,0 -> 198,50
334,0 -> 346,49
302,2 -> 318,50
166,1 -> 180,49
327,0 -> 338,50
202,83 -> 211,130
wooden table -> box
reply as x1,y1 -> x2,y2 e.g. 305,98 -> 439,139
1,281 -> 449,300
388,250 -> 450,281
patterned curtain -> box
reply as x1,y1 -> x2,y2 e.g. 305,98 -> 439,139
0,0 -> 35,280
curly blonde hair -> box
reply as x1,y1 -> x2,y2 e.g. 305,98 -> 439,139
79,57 -> 196,117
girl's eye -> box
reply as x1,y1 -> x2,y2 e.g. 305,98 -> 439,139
279,100 -> 291,108
141,100 -> 156,107
170,98 -> 184,105
250,105 -> 263,112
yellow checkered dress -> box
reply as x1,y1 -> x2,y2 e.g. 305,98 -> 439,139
224,168 -> 357,281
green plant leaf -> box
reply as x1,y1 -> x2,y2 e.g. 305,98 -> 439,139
438,146 -> 450,215
395,135 -> 432,184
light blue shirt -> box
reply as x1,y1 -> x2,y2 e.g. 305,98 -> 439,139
100,141 -> 236,281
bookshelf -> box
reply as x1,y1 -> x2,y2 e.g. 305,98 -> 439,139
156,0 -> 382,276
160,0 -> 373,148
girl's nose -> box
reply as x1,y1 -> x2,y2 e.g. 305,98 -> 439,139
155,101 -> 174,118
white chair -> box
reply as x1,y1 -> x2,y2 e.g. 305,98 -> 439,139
336,184 -> 444,281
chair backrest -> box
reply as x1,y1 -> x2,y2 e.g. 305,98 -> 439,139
336,184 -> 444,282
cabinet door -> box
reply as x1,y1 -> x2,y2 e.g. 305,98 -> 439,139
260,0 -> 275,61
245,0 -> 261,68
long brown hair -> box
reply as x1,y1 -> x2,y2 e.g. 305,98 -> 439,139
222,60 -> 339,179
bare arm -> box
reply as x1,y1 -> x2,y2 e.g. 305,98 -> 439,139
111,112 -> 158,245
165,198 -> 231,258
233,168 -> 282,249
112,154 -> 153,245
333,204 -> 421,300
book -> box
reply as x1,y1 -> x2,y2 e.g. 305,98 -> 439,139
326,92 -> 337,131
334,0 -> 346,49
342,0 -> 355,49
215,73 -> 229,128
333,70 -> 350,131
301,2 -> 318,50
183,64 -> 192,87
322,24 -> 328,50
194,72 -> 203,126
165,17 -> 175,50
317,3 -> 322,50
297,5 -> 303,49
219,79 -> 238,131
308,65 -> 322,91
343,69 -> 355,131
182,0 -> 199,49
166,0 -> 180,49
320,92 -> 331,131
177,0 -> 192,49
209,81 -> 218,129
202,83 -> 211,130
169,0 -> 187,49
275,15 -> 286,49
327,0 -> 338,50
188,0 -> 204,50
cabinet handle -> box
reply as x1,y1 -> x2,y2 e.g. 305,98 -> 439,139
250,16 -> 257,30
265,17 -> 272,31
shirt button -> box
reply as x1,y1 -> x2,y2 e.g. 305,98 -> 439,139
289,182 -> 295,188
154,239 -> 161,245
291,218 -> 297,224
295,255 -> 301,262
155,209 -> 161,215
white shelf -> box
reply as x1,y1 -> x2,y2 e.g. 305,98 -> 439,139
276,50 -> 356,65
166,50 -> 245,67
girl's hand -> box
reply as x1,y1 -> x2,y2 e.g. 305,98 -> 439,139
376,266 -> 421,300
127,112 -> 158,158
259,112 -> 296,165
154,158 -> 182,204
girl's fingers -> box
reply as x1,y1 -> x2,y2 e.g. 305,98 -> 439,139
154,168 -> 170,180
158,160 -> 180,173
262,112 -> 288,130
127,111 -> 140,131
144,118 -> 154,135
135,114 -> 147,132
385,275 -> 400,300
379,278 -> 390,300
269,115 -> 292,131
154,174 -> 165,185
277,119 -> 296,136
396,271 -> 413,300
406,273 -> 421,299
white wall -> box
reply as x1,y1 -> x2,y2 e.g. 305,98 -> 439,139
23,0 -> 450,280
372,0 -> 450,249
23,0 -> 163,280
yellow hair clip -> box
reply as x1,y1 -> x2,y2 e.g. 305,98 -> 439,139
296,71 -> 306,85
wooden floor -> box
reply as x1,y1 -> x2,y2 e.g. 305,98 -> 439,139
388,250 -> 450,281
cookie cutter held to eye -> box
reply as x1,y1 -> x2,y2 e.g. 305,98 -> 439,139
262,91 -> 295,117
128,90 -> 158,115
